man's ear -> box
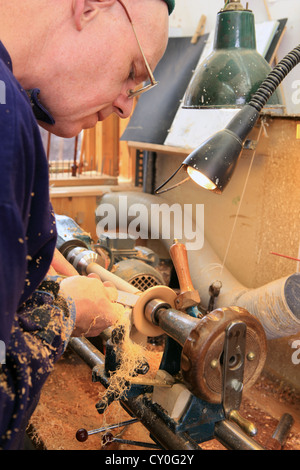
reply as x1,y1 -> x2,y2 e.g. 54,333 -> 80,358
72,0 -> 117,31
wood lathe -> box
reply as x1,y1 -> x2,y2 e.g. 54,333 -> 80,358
51,216 -> 295,450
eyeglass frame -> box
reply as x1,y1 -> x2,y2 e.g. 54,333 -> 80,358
117,0 -> 158,99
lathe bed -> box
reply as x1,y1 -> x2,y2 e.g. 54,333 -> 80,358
28,346 -> 300,450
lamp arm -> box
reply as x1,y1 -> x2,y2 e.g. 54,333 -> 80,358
227,44 -> 300,142
249,44 -> 300,112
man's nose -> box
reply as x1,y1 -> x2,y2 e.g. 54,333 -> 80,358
113,94 -> 134,119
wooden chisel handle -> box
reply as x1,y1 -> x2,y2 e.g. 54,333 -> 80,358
170,240 -> 195,293
170,239 -> 200,310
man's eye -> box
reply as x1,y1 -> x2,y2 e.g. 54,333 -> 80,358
128,66 -> 135,82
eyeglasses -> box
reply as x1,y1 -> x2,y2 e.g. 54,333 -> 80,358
117,0 -> 158,99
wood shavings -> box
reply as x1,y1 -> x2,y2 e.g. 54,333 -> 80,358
96,308 -> 148,412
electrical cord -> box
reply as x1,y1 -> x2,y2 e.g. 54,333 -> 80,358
249,44 -> 300,112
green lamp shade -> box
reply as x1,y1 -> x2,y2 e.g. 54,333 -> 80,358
184,8 -> 282,109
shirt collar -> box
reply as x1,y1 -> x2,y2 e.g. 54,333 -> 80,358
26,88 -> 55,125
0,41 -> 12,71
0,41 -> 55,125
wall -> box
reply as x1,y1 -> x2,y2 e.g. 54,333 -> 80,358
50,190 -> 100,242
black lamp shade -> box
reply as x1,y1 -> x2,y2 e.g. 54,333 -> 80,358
183,129 -> 243,193
182,104 -> 260,193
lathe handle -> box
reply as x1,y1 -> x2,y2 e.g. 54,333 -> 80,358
170,240 -> 200,311
170,240 -> 195,294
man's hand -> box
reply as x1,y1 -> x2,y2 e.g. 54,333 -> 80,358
59,275 -> 124,337
48,248 -> 78,277
49,249 -> 124,337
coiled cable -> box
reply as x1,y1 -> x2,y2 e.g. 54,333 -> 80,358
249,44 -> 300,112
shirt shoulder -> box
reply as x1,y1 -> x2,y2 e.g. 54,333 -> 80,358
0,57 -> 45,205
0,56 -> 39,138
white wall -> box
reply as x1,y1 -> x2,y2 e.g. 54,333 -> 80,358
169,0 -> 300,115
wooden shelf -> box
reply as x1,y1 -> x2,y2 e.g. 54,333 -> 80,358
127,141 -> 192,157
50,182 -> 139,198
49,171 -> 118,188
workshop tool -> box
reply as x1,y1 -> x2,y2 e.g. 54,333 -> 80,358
71,336 -> 264,450
64,233 -> 273,449
57,215 -> 294,450
191,15 -> 206,45
76,418 -> 139,442
169,239 -> 222,315
101,432 -> 160,449
70,272 -> 294,450
266,413 -> 295,450
71,337 -> 201,451
169,239 -> 201,317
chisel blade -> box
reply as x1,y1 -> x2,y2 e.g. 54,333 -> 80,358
116,290 -> 140,307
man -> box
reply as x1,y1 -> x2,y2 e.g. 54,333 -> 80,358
0,0 -> 174,449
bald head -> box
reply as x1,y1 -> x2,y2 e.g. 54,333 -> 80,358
0,0 -> 169,137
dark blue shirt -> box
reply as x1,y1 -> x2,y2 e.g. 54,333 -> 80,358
0,42 -> 75,449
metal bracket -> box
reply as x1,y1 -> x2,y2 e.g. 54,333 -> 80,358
243,139 -> 258,150
222,320 -> 246,416
221,320 -> 258,437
